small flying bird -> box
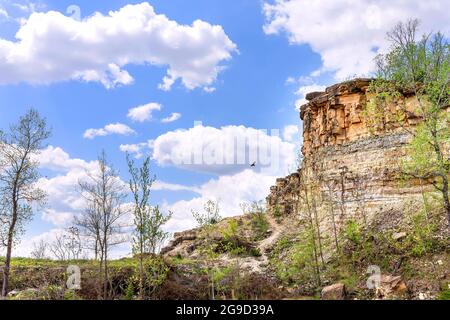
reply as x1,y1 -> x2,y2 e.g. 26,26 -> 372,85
250,161 -> 256,167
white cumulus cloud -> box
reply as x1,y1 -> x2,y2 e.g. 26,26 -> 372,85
294,84 -> 326,109
161,112 -> 181,123
151,124 -> 297,176
41,209 -> 74,227
162,169 -> 278,233
0,7 -> 8,18
0,2 -> 237,90
127,102 -> 161,122
84,123 -> 135,139
36,146 -> 98,172
283,124 -> 300,142
153,181 -> 200,193
263,0 -> 450,80
119,140 -> 154,159
36,147 -> 99,213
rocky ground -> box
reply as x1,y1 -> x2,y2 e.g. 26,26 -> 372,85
160,207 -> 450,300
0,205 -> 448,300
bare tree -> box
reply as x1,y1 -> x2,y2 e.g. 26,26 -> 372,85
349,173 -> 370,229
0,109 -> 51,297
297,162 -> 322,287
337,166 -> 349,221
192,199 -> 222,227
31,239 -> 48,260
65,226 -> 83,260
50,233 -> 70,261
74,204 -> 102,260
49,227 -> 83,261
191,199 -> 222,300
308,154 -> 327,265
77,151 -> 128,299
323,178 -> 341,252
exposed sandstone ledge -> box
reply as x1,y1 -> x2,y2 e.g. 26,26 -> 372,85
267,132 -> 419,218
299,78 -> 422,157
160,229 -> 198,255
267,78 -> 447,224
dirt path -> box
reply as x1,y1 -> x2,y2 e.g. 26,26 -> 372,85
236,214 -> 283,273
258,214 -> 282,255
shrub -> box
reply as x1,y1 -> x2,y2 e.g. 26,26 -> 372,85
219,219 -> 255,257
438,284 -> 450,300
249,248 -> 262,257
251,211 -> 269,241
270,231 -> 320,293
223,220 -> 239,242
142,256 -> 169,297
272,204 -> 283,223
64,289 -> 82,300
405,209 -> 439,257
344,219 -> 362,245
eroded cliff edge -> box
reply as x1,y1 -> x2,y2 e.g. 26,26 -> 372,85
267,78 -> 442,223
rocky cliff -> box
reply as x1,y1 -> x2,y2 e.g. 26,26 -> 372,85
267,78 -> 441,227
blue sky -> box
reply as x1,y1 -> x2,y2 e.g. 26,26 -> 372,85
0,0 -> 448,257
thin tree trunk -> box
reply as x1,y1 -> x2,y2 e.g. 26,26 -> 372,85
431,134 -> 449,230
311,194 -> 325,265
1,230 -> 14,297
330,202 -> 340,252
442,175 -> 450,230
98,246 -> 104,299
139,234 -> 144,299
1,192 -> 18,297
303,187 -> 321,286
103,235 -> 108,300
210,266 -> 215,300
340,174 -> 346,220
94,238 -> 99,261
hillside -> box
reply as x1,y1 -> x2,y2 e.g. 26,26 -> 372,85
161,79 -> 450,300
1,79 -> 449,301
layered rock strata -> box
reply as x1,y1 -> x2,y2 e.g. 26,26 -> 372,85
267,78 -> 446,225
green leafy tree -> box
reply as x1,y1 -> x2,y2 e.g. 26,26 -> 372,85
368,19 -> 450,229
127,154 -> 172,299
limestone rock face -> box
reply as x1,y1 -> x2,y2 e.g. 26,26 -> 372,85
299,78 -> 423,157
267,78 -> 448,226
160,229 -> 199,256
300,78 -> 372,156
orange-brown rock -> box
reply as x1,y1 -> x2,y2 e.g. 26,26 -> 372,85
299,78 -> 424,156
267,78 -> 448,227
321,283 -> 346,300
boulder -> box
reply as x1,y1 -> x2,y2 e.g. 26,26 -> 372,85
392,232 -> 407,241
321,283 -> 346,300
7,290 -> 19,297
376,275 -> 407,299
161,230 -> 198,255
